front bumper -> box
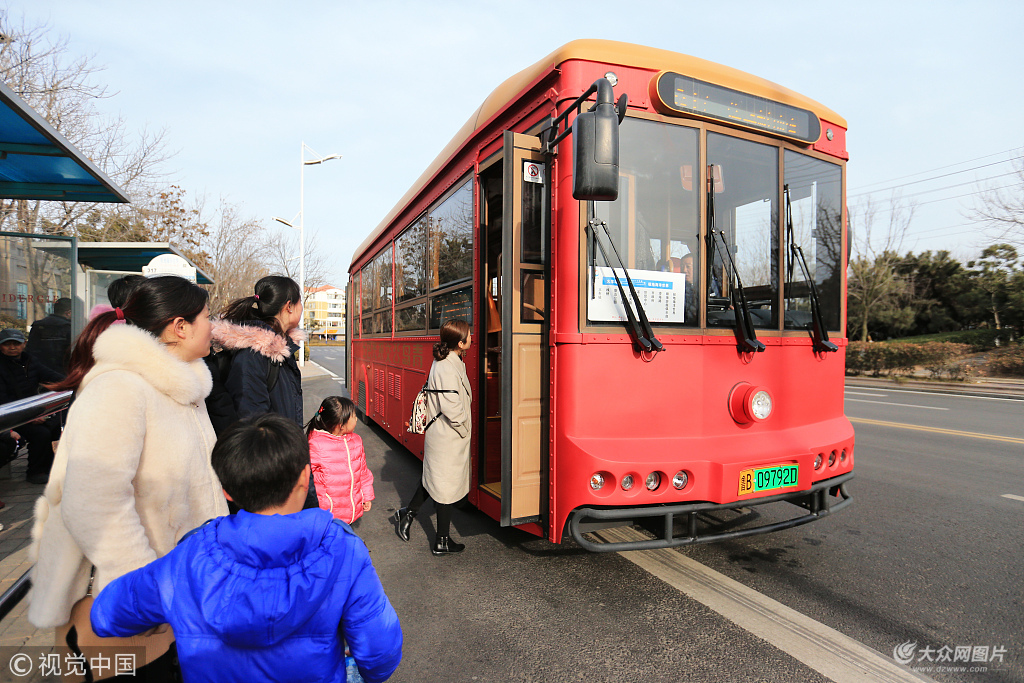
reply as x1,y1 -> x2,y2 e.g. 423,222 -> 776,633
569,472 -> 854,552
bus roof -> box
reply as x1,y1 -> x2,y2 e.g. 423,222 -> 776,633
351,39 -> 846,267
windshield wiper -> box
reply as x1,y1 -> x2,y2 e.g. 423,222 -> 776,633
706,169 -> 764,353
784,184 -> 838,353
589,217 -> 664,354
713,230 -> 766,353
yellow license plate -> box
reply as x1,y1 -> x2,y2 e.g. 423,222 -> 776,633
738,464 -> 799,496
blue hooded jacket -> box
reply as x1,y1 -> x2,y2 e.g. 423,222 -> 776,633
90,508 -> 402,683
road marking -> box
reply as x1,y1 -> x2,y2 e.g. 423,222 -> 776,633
324,355 -> 337,360
593,526 -> 933,683
1001,494 -> 1024,502
847,386 -> 1022,402
850,418 -> 1024,445
844,391 -> 888,397
845,399 -> 948,411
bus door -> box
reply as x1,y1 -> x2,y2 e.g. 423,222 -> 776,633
499,131 -> 547,526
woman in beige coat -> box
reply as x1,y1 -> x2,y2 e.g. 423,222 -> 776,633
394,319 -> 472,555
30,276 -> 228,681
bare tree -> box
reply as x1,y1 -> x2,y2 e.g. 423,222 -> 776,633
200,200 -> 272,314
0,11 -> 172,239
265,229 -> 339,298
847,194 -> 917,341
968,152 -> 1024,248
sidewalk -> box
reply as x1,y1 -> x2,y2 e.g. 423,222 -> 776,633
845,374 -> 1024,399
0,457 -> 51,650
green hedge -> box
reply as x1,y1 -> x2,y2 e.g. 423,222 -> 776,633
846,341 -> 972,379
896,329 -> 1013,352
988,344 -> 1024,377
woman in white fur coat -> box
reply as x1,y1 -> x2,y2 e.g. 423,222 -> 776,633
29,276 -> 228,680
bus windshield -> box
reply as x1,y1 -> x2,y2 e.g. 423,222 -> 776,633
590,119 -> 843,332
592,118 -> 700,327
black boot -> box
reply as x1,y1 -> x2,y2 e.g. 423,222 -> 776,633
394,507 -> 416,542
431,535 -> 465,555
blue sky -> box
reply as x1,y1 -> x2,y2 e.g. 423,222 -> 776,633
16,0 -> 1024,285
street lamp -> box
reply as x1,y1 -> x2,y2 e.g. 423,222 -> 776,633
273,142 -> 341,367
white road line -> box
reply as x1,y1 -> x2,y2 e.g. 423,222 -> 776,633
847,386 -> 1021,402
845,399 -> 949,411
324,355 -> 337,360
844,391 -> 888,397
1001,494 -> 1024,502
593,527 -> 934,683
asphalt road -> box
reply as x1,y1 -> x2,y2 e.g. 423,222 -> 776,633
306,348 -> 1023,682
683,386 -> 1024,683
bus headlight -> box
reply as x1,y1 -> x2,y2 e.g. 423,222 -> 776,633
621,474 -> 634,490
590,473 -> 605,491
646,472 -> 661,491
750,390 -> 772,420
729,383 -> 773,424
672,471 -> 688,490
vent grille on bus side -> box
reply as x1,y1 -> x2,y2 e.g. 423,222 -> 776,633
357,381 -> 366,412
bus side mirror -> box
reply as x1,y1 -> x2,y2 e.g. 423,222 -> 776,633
572,99 -> 620,201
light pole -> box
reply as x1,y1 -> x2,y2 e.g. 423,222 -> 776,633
274,142 -> 341,367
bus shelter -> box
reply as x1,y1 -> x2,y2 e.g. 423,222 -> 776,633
0,79 -> 212,337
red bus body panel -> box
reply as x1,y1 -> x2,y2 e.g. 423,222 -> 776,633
349,40 -> 852,547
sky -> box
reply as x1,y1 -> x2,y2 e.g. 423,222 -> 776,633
12,0 -> 1024,286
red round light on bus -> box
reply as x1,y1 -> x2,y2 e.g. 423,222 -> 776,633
728,383 -> 773,424
590,473 -> 605,491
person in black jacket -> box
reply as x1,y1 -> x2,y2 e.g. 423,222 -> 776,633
207,276 -> 316,507
25,298 -> 72,375
0,329 -> 64,484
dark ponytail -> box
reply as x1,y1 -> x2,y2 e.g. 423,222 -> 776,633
304,396 -> 357,438
433,319 -> 470,361
107,274 -> 146,308
48,276 -> 209,392
220,275 -> 301,337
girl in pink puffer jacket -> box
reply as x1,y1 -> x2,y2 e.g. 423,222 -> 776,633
305,397 -> 375,524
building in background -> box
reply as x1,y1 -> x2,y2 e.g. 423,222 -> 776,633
305,285 -> 345,340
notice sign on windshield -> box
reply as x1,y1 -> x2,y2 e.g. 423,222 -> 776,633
588,267 -> 687,324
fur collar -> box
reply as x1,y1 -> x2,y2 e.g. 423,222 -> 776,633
84,324 -> 213,405
211,319 -> 305,363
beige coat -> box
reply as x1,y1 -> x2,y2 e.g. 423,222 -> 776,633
422,352 -> 472,504
28,324 -> 228,629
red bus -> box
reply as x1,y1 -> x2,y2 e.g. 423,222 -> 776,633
347,40 -> 854,551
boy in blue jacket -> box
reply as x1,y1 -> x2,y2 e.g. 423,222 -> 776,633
91,414 -> 403,683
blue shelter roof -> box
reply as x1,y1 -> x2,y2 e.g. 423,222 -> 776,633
0,80 -> 128,203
